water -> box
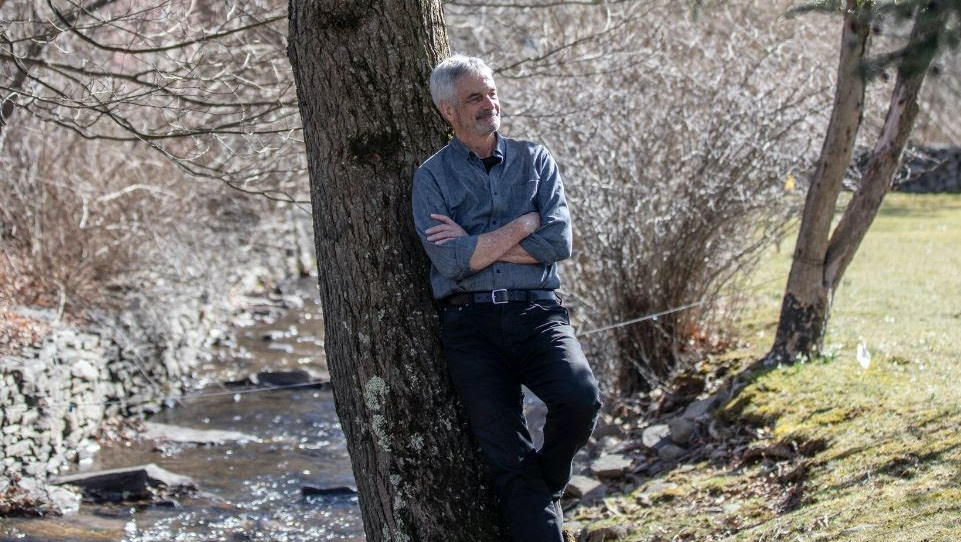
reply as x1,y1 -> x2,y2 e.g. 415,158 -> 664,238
0,280 -> 365,541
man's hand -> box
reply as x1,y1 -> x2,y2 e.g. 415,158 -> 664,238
426,214 -> 468,245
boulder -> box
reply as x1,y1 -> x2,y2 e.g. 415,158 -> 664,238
667,417 -> 695,445
590,454 -> 633,480
592,415 -> 626,439
51,464 -> 196,503
641,424 -> 671,449
4,476 -> 81,515
594,435 -> 623,453
564,475 -> 607,502
682,396 -> 720,420
657,443 -> 686,463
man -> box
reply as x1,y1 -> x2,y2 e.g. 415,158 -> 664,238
412,55 -> 601,541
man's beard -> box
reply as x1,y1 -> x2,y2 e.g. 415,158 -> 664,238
475,112 -> 500,133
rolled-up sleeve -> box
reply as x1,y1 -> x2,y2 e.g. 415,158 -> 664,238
412,169 -> 479,280
519,149 -> 572,263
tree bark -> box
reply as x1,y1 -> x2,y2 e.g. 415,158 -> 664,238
824,4 -> 944,285
287,2 -> 508,541
767,1 -> 871,364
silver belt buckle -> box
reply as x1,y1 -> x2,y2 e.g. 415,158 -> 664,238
491,289 -> 508,304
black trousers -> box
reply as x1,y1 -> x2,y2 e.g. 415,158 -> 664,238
439,298 -> 601,541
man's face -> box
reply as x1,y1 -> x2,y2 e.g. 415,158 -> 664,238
441,72 -> 500,138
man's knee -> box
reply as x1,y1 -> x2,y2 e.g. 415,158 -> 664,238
557,373 -> 602,429
578,378 -> 603,427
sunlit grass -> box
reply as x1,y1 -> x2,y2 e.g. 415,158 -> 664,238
576,193 -> 961,541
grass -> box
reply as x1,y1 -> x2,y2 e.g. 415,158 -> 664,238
574,193 -> 961,541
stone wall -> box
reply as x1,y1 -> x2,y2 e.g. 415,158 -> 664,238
0,207 -> 315,514
2,320 -> 113,512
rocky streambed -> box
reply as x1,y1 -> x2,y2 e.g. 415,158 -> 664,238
1,280 -> 364,541
1,276 -> 665,541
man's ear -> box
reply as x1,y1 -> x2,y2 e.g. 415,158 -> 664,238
439,102 -> 454,123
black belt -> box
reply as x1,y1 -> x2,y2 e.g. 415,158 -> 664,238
444,289 -> 556,306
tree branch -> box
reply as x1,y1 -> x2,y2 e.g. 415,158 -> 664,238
47,0 -> 285,55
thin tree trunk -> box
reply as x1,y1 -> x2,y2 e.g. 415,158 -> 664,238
824,5 -> 944,285
768,1 -> 871,364
287,1 -> 508,541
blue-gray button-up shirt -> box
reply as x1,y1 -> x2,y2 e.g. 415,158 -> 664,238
412,134 -> 572,299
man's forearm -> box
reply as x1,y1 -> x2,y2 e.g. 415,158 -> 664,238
468,213 -> 539,271
498,244 -> 539,264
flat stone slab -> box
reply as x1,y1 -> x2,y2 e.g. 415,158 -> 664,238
225,370 -> 327,389
642,424 -> 671,449
301,484 -> 358,497
565,475 -> 607,502
143,422 -> 259,445
51,464 -> 196,503
657,443 -> 687,462
591,454 -> 633,479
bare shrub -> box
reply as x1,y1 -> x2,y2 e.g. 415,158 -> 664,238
445,0 -> 835,393
0,114 -> 300,319
0,0 -> 303,199
0,0 -> 309,325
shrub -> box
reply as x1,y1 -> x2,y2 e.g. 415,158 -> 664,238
446,0 -> 833,393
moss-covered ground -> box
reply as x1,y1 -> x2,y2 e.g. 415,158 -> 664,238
575,193 -> 961,541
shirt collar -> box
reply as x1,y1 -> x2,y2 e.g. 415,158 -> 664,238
451,132 -> 505,162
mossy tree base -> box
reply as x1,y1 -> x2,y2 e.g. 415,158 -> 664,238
766,292 -> 829,366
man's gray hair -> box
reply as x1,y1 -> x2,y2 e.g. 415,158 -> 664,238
429,55 -> 494,110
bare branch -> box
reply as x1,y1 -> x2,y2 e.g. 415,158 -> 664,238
46,0 -> 286,55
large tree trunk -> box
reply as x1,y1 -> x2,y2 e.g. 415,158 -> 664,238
767,1 -> 871,364
768,1 -> 943,365
287,2 -> 508,540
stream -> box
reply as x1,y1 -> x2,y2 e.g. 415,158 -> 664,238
1,279 -> 365,541
2,279 -> 553,542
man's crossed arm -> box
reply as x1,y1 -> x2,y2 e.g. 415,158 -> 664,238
425,213 -> 539,271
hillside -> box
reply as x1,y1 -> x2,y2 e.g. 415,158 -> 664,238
574,193 -> 961,541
